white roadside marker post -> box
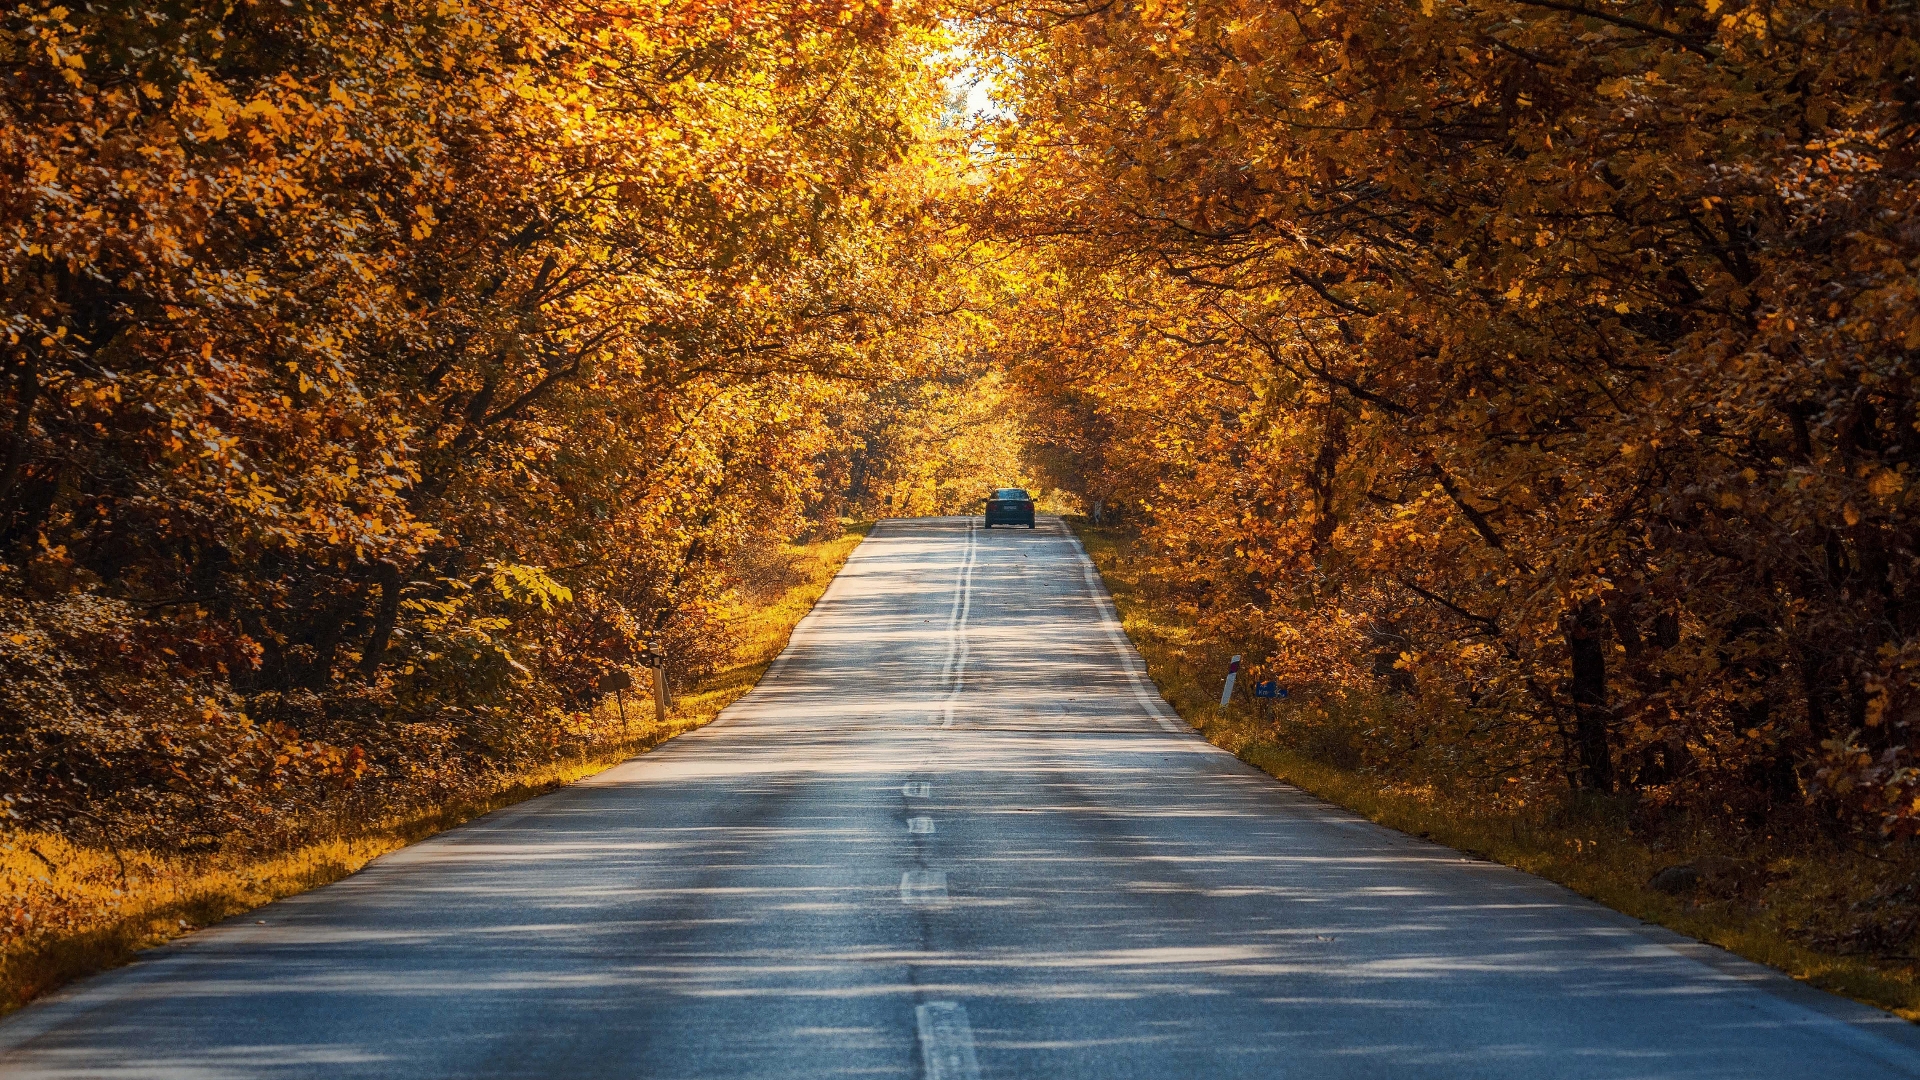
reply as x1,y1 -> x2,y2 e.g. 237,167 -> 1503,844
1220,654 -> 1242,710
653,663 -> 671,724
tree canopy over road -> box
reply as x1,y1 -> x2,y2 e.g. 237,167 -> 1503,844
3,0 -> 1918,949
1,0 -> 974,851
974,0 -> 1920,838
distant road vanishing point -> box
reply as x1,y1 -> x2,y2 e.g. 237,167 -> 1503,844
4,516 -> 1919,1079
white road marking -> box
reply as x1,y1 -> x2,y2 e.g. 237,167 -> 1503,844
906,816 -> 935,834
902,782 -> 931,798
1062,529 -> 1184,732
938,523 -> 978,728
900,870 -> 948,905
915,1001 -> 982,1080
936,524 -> 970,684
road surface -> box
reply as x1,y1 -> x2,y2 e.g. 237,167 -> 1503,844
3,516 -> 1919,1078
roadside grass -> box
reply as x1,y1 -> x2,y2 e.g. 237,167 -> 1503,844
0,522 -> 870,1017
1071,519 -> 1920,1022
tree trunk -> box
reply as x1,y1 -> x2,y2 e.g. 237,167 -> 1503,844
1568,601 -> 1613,791
0,353 -> 41,512
359,562 -> 404,676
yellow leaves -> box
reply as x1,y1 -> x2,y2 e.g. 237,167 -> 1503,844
239,97 -> 286,134
198,96 -> 238,141
489,563 -> 574,612
1724,8 -> 1769,37
1869,469 -> 1905,503
411,204 -> 437,240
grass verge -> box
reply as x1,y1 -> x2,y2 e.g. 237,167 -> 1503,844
0,522 -> 870,1017
1071,518 -> 1920,1022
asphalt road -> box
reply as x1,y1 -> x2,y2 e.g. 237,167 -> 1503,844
5,516 -> 1920,1079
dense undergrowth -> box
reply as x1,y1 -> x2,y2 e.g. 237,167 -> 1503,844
1075,520 -> 1920,1022
0,524 -> 867,1016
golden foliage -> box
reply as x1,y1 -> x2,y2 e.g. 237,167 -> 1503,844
1079,520 -> 1920,1021
973,0 -> 1920,837
1,523 -> 867,1012
0,0 -> 959,852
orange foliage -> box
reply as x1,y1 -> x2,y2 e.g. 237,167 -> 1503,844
0,0 -> 958,854
975,0 -> 1920,833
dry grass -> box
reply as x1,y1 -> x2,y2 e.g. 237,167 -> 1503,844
1072,519 -> 1920,1022
0,522 -> 871,1016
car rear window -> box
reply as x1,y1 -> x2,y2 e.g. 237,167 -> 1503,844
993,489 -> 1030,500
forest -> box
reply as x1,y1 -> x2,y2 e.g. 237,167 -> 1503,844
4,0 -> 1918,1011
984,0 -> 1920,836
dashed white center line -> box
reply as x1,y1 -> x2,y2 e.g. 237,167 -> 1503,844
902,782 -> 931,798
906,816 -> 935,834
915,1001 -> 981,1080
900,870 -> 948,905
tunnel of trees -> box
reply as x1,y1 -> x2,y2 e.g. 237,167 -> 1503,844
2,0 -> 1917,887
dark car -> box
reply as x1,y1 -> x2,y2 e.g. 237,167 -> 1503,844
984,488 -> 1035,529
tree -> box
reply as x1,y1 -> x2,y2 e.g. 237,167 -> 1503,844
0,0 -> 961,848
973,0 -> 1920,829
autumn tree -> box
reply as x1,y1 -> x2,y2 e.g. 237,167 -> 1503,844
974,0 -> 1920,830
0,0 -> 960,848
